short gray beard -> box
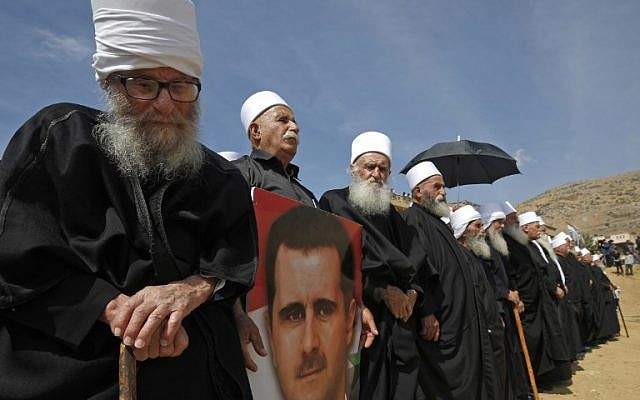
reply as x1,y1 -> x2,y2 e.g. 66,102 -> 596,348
487,226 -> 509,257
466,234 -> 491,260
93,88 -> 204,181
348,175 -> 391,216
419,195 -> 450,218
503,224 -> 529,246
536,236 -> 559,264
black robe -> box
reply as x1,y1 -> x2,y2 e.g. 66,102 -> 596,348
402,204 -> 498,400
0,104 -> 257,399
502,232 -> 571,381
587,263 -> 620,339
557,255 -> 595,346
319,188 -> 435,400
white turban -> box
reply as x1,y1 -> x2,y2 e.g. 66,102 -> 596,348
451,205 -> 482,239
405,161 -> 442,190
580,248 -> 591,256
351,131 -> 392,164
551,232 -> 570,248
217,151 -> 243,161
503,201 -> 517,215
538,216 -> 546,226
92,0 -> 203,81
518,211 -> 539,227
240,91 -> 291,133
479,203 -> 506,229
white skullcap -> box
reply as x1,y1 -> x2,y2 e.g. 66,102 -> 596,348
350,131 -> 392,164
580,248 -> 591,256
479,203 -> 506,229
92,0 -> 203,81
551,232 -> 570,248
593,254 -> 601,261
503,201 -> 517,215
240,91 -> 290,133
518,211 -> 539,227
218,151 -> 243,161
574,246 -> 581,253
405,161 -> 442,190
538,216 -> 546,226
451,205 -> 482,239
441,216 -> 451,225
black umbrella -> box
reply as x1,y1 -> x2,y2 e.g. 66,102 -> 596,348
400,139 -> 520,188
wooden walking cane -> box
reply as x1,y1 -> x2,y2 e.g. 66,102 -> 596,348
119,343 -> 137,400
513,307 -> 540,400
617,302 -> 630,338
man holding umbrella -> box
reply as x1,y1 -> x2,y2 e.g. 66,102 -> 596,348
402,161 -> 499,400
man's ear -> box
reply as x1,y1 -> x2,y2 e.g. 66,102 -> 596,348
345,299 -> 357,345
249,122 -> 261,145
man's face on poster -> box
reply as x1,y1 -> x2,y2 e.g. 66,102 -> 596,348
267,245 -> 357,400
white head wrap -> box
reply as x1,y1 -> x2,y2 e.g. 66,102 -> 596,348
551,232 -> 570,248
518,211 -> 539,227
405,161 -> 442,190
574,246 -> 581,253
92,0 -> 203,81
503,201 -> 517,215
538,216 -> 546,226
217,151 -> 243,161
350,131 -> 392,164
580,248 -> 591,256
479,203 -> 506,230
450,205 -> 482,239
240,91 -> 291,133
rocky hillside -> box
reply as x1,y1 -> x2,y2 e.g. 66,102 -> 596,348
517,170 -> 640,237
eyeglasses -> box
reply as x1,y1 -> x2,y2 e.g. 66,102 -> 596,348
112,75 -> 201,103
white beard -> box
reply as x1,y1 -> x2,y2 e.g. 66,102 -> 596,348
93,88 -> 204,181
503,224 -> 529,246
466,234 -> 492,260
487,226 -> 509,257
348,177 -> 391,216
536,235 -> 559,264
419,195 -> 450,218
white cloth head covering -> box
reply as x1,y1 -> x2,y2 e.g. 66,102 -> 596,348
350,131 -> 392,164
537,216 -> 546,226
580,248 -> 591,256
479,203 -> 506,229
503,201 -> 517,215
518,211 -> 539,227
574,246 -> 581,253
592,254 -> 601,261
450,205 -> 482,239
92,0 -> 203,81
217,151 -> 243,161
551,232 -> 570,248
240,91 -> 291,133
405,161 -> 442,190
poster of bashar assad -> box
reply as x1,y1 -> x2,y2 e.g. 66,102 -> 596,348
246,188 -> 363,400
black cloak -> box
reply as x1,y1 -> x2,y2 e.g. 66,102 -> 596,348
0,104 -> 257,399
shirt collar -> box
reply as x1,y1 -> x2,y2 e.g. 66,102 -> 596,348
250,148 -> 300,178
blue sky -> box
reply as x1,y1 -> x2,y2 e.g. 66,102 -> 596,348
1,0 -> 639,204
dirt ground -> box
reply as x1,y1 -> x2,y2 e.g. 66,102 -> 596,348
540,267 -> 640,399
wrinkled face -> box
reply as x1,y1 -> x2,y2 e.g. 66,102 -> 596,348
351,152 -> 390,186
414,174 -> 446,203
250,105 -> 299,164
505,212 -> 518,227
555,242 -> 570,256
465,219 -> 484,238
490,219 -> 505,232
268,246 -> 356,400
522,222 -> 540,240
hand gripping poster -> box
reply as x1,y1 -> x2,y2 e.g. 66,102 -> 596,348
246,188 -> 363,400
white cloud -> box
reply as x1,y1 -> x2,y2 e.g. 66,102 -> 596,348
35,29 -> 90,60
513,148 -> 533,167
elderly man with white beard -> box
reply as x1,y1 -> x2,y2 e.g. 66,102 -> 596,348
0,1 -> 256,398
402,162 -> 499,400
319,131 -> 435,400
480,204 -> 530,400
502,212 -> 573,388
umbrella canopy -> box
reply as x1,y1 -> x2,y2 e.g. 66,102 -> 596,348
400,139 -> 520,188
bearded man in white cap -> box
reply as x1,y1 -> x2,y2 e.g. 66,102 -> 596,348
319,131 -> 434,400
552,233 -> 597,348
233,90 -> 316,206
0,1 -> 256,398
501,211 -> 573,388
401,162 -> 499,400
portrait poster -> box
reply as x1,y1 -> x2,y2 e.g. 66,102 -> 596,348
246,188 -> 363,400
